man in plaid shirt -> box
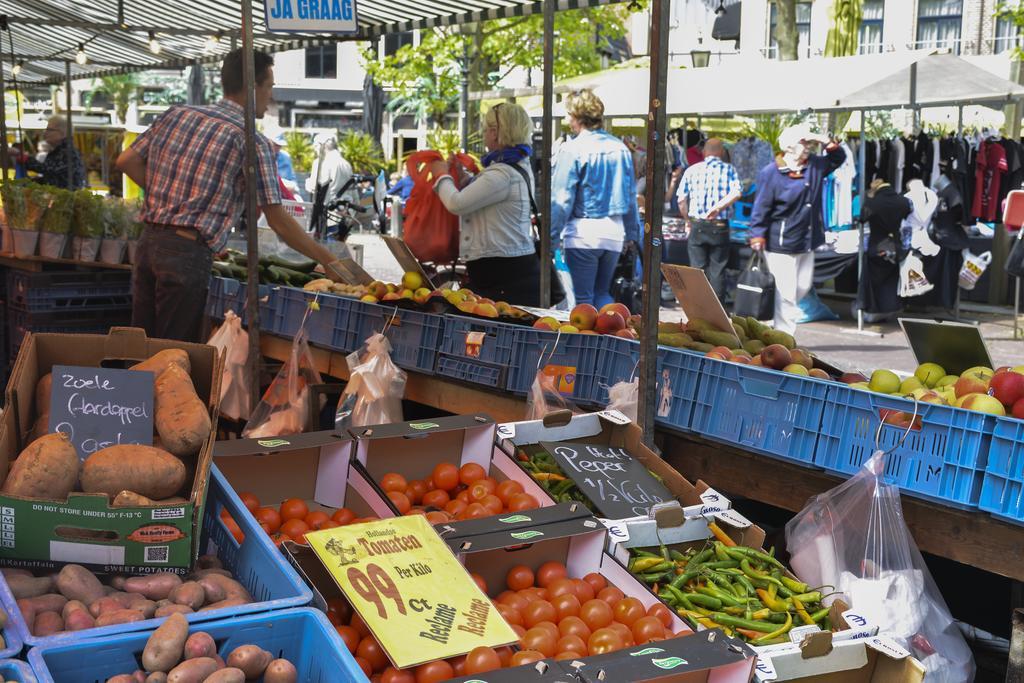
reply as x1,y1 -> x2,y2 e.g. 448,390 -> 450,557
116,49 -> 343,342
677,138 -> 741,303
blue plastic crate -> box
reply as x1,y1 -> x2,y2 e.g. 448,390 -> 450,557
7,308 -> 131,360
692,358 -> 828,466
2,465 -> 312,649
205,277 -> 274,327
270,286 -> 358,352
977,417 -> 1024,523
0,607 -> 22,660
817,385 -> 996,509
28,608 -> 360,683
435,315 -> 517,388
0,660 -> 35,682
5,270 -> 131,314
506,327 -> 605,404
351,300 -> 445,374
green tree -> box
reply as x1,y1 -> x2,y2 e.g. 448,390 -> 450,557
283,131 -> 315,174
824,0 -> 862,132
84,74 -> 140,124
337,130 -> 386,175
775,0 -> 800,61
996,2 -> 1024,59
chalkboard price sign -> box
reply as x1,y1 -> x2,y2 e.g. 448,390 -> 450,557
538,441 -> 673,519
48,365 -> 155,460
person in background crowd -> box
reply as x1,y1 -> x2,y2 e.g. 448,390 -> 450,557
388,169 -> 413,202
428,103 -> 540,306
270,132 -> 302,200
551,89 -> 641,308
115,49 -> 344,343
857,178 -> 912,320
749,124 -> 845,333
677,138 -> 742,304
21,115 -> 86,189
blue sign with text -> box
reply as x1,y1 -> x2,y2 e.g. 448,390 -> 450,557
264,0 -> 358,33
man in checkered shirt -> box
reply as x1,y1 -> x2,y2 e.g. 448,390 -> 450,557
116,49 -> 343,343
677,138 -> 742,304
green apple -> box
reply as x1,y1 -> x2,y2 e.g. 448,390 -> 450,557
914,362 -> 946,388
961,366 -> 994,381
957,392 -> 1006,416
900,376 -> 923,394
935,375 -> 959,388
783,364 -> 810,376
850,382 -> 870,390
868,369 -> 901,394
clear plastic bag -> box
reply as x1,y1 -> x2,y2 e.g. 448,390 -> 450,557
525,367 -> 578,421
206,311 -> 252,421
335,333 -> 406,430
785,451 -> 974,682
242,327 -> 322,438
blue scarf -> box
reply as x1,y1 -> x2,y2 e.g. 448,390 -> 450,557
482,144 -> 532,168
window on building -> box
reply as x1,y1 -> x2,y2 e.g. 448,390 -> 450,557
305,45 -> 337,79
995,10 -> 1022,54
916,0 -> 963,53
383,32 -> 414,57
859,0 -> 884,54
768,1 -> 812,59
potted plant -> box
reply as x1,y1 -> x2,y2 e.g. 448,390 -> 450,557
38,187 -> 74,259
2,181 -> 44,256
99,198 -> 129,264
125,200 -> 143,264
71,189 -> 103,261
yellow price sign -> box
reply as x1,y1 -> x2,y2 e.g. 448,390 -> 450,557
305,515 -> 518,669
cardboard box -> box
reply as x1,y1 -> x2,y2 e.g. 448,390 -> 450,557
447,660 -> 577,683
349,414 -> 550,519
443,502 -> 691,636
754,634 -> 925,682
0,327 -> 222,573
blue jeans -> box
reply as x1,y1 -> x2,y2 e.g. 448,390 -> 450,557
565,248 -> 619,308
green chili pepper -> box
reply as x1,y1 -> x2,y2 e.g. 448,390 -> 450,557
696,586 -> 743,608
781,576 -> 810,594
686,548 -> 714,571
707,613 -> 779,633
811,607 -> 830,623
671,570 -> 699,589
792,591 -> 823,604
684,593 -> 722,610
669,549 -> 689,563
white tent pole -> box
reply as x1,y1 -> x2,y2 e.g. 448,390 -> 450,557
858,109 -> 866,333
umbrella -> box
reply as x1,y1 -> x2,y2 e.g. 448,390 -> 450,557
361,72 -> 384,142
187,60 -> 205,105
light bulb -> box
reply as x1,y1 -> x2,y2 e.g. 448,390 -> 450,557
204,34 -> 220,53
11,61 -> 22,77
148,31 -> 161,55
75,44 -> 87,65
715,1 -> 726,17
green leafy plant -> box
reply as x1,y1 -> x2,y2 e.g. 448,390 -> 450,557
72,190 -> 105,238
425,127 -> 483,162
996,2 -> 1024,60
0,181 -> 29,229
84,74 -> 140,124
739,113 -> 808,152
39,187 -> 74,234
864,111 -> 901,140
337,130 -> 385,175
283,131 -> 315,174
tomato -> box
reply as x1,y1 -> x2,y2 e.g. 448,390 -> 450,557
222,516 -> 244,543
520,626 -> 557,657
498,591 -> 530,612
407,480 -> 429,505
354,656 -> 373,676
381,667 -> 415,683
510,650 -> 545,667
432,462 -> 460,492
421,489 -> 450,509
448,655 -> 467,676
331,507 -> 356,525
522,600 -> 557,628
495,480 -> 524,505
536,561 -> 568,588
358,636 -> 388,672
459,462 -> 487,486
608,621 -> 635,648
522,587 -> 548,602
506,565 -> 534,591
511,623 -> 527,639
647,602 -> 674,629
556,634 -> 587,655
572,578 -> 596,603
319,520 -> 340,531
464,646 -> 502,674
546,577 -> 576,599
387,490 -> 412,514
280,518 -> 309,539
555,651 -> 579,661
580,599 -> 614,631
613,597 -> 646,627
468,482 -> 491,501
254,507 -> 282,533
350,611 -> 371,637
597,586 -> 625,606
424,511 -> 449,525
269,532 -> 292,548
238,491 -> 260,513
334,625 -> 360,653
380,472 -> 408,493
480,494 -> 503,515
588,627 -> 624,655
507,492 -> 539,511
582,572 -> 607,594
496,602 -> 523,626
558,616 -> 592,641
327,597 -> 352,625
460,503 -> 488,519
551,593 -> 581,621
455,490 -> 472,504
495,646 -> 513,667
632,615 -> 667,644
304,510 -> 330,530
470,573 -> 488,594
478,478 -> 498,494
279,498 -> 309,522
444,499 -> 467,517
414,660 -> 453,683
531,620 -> 560,641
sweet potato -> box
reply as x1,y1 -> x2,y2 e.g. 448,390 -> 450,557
131,350 -> 190,377
226,645 -> 271,679
62,599 -> 87,619
191,568 -> 232,579
109,576 -> 128,590
143,612 -> 189,673
1,568 -> 31,579
107,675 -> 140,683
112,490 -> 157,507
29,413 -> 49,442
263,659 -> 298,683
195,555 -> 222,570
2,433 -> 79,500
198,598 -> 247,612
133,599 -> 158,619
81,445 -> 186,500
154,604 -> 193,618
196,574 -> 250,603
33,610 -> 63,636
21,593 -> 67,614
94,609 -> 145,627
145,674 -> 168,683
65,608 -> 96,631
91,595 -> 132,617
167,657 -> 220,683
56,564 -> 105,604
169,581 -> 205,611
36,373 -> 52,416
204,669 -> 245,683
7,575 -> 54,600
124,573 -> 183,601
154,364 -> 210,457
183,632 -> 216,660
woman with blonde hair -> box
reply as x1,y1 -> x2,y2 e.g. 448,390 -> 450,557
551,89 -> 641,308
429,103 -> 541,305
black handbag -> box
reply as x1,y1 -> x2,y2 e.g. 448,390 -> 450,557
733,251 -> 776,320
1007,229 -> 1024,279
504,162 -> 566,305
610,241 -> 642,313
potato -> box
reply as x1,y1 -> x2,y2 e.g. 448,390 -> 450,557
169,581 -> 205,611
109,576 -> 128,590
81,445 -> 186,500
65,609 -> 96,632
197,575 -> 250,603
33,610 -> 63,636
29,413 -> 49,442
95,609 -> 145,627
166,657 -> 220,683
106,675 -> 139,683
145,674 -> 168,683
1,568 -> 31,579
183,631 -> 216,660
133,599 -> 158,619
154,364 -> 210,457
56,564 -> 105,604
263,659 -> 298,683
191,568 -> 232,579
204,669 -> 245,683
7,575 -> 54,599
23,593 -> 67,614
36,373 -> 52,416
112,490 -> 157,507
196,555 -> 222,570
62,599 -> 87,619
198,598 -> 247,612
131,350 -> 190,377
125,573 -> 183,601
90,596 -> 130,617
1,433 -> 79,500
143,612 -> 189,673
154,604 -> 193,618
226,645 -> 271,679
0,606 -> 7,629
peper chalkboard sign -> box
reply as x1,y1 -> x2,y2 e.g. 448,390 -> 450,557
538,441 -> 673,519
48,365 -> 155,460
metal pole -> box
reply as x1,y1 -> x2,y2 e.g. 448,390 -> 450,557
240,1 -> 261,411
538,0 -> 555,308
637,0 -> 670,447
857,110 -> 866,332
460,41 -> 469,152
957,105 -> 963,135
65,60 -> 73,189
0,55 -> 9,181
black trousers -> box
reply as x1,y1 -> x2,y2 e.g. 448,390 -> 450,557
466,253 -> 541,307
131,227 -> 213,343
686,219 -> 731,302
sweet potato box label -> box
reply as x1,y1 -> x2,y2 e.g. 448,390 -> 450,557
306,515 -> 517,668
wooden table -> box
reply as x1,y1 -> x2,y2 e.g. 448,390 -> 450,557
261,334 -> 1024,583
0,253 -> 132,272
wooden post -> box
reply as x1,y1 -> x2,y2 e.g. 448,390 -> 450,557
65,60 -> 73,189
240,1 -> 261,410
538,0 -> 555,308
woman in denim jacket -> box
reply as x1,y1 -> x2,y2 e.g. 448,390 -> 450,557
551,90 -> 641,308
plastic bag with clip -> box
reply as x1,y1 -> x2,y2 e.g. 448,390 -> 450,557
205,310 -> 251,421
335,332 -> 407,430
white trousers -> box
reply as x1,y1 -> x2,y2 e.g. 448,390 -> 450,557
764,251 -> 815,335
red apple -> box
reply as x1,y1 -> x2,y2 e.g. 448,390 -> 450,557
761,344 -> 792,371
594,311 -> 626,335
614,328 -> 638,340
599,302 -> 631,321
808,368 -> 830,380
569,304 -> 599,331
705,351 -> 729,361
533,316 -> 559,331
1013,397 -> 1024,420
954,374 -> 990,399
789,348 -> 813,370
990,371 -> 1024,408
474,303 -> 499,318
840,372 -> 869,384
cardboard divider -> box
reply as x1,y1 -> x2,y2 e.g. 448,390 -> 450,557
382,235 -> 436,290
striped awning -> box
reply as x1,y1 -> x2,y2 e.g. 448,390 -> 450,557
1,0 -> 622,84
